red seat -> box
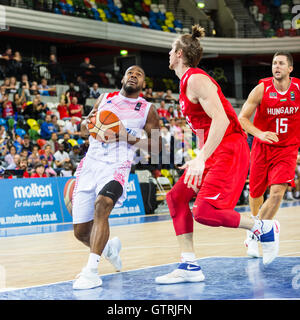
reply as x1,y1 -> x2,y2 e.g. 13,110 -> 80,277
142,2 -> 150,13
276,28 -> 285,37
289,28 -> 297,37
261,20 -> 271,30
37,139 -> 47,148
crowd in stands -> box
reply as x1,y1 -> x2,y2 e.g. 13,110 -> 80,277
245,0 -> 300,37
5,0 -> 189,35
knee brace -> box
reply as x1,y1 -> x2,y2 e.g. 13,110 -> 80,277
98,180 -> 123,206
192,199 -> 240,228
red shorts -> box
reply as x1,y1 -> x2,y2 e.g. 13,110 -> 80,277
249,138 -> 299,198
193,133 -> 250,210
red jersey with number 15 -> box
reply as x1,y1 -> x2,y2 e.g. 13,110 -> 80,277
179,68 -> 245,143
253,77 -> 300,147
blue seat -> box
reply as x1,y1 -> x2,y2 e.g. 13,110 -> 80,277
0,118 -> 7,130
54,7 -> 61,14
174,20 -> 183,28
77,138 -> 84,145
104,9 -> 112,19
15,128 -> 26,138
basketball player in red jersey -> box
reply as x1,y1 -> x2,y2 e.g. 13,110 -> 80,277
155,26 -> 280,284
238,52 -> 300,258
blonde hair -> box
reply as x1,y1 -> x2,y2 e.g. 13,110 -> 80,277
174,25 -> 205,67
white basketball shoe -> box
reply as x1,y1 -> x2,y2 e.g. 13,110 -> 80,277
244,230 -> 260,258
155,262 -> 205,284
104,237 -> 122,272
73,267 -> 102,290
258,220 -> 280,265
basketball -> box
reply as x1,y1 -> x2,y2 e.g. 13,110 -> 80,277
63,178 -> 76,215
88,110 -> 120,141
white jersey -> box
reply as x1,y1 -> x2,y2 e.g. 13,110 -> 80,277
86,91 -> 152,163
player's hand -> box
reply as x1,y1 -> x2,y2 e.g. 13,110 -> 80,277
85,109 -> 97,130
104,120 -> 127,143
257,131 -> 279,143
87,108 -> 97,119
179,156 -> 205,192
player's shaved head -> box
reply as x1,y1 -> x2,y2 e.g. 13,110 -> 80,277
125,65 -> 145,78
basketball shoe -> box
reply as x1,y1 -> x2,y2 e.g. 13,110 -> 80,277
155,262 -> 205,284
258,220 -> 280,265
244,230 -> 260,258
73,267 -> 102,290
104,237 -> 122,272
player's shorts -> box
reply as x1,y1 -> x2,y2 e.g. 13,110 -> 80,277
193,133 -> 250,209
249,138 -> 299,198
72,155 -> 132,224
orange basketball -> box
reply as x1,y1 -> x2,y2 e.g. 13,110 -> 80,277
88,110 -> 120,141
63,178 -> 75,215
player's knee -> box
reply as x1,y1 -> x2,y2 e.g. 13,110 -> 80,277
269,185 -> 286,204
73,225 -> 90,244
94,195 -> 114,219
193,206 -> 221,227
166,189 -> 184,218
193,199 -> 240,228
166,187 -> 186,207
74,230 -> 87,243
268,192 -> 284,205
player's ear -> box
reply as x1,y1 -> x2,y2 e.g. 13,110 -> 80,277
177,48 -> 183,58
142,80 -> 146,89
289,65 -> 293,74
121,77 -> 124,85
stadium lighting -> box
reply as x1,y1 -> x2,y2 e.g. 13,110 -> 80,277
120,49 -> 128,56
196,1 -> 205,9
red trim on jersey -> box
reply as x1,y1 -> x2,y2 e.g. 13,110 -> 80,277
107,91 -> 119,99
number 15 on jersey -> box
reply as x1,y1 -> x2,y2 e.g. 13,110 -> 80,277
276,118 -> 288,134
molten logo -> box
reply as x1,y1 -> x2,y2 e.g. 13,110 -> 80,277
13,183 -> 53,199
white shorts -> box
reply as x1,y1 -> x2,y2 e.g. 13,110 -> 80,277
72,155 -> 132,224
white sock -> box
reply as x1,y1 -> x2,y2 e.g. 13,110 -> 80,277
287,191 -> 293,198
295,191 -> 300,197
86,253 -> 100,272
181,252 -> 197,264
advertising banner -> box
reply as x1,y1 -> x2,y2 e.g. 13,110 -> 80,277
0,178 -> 63,228
0,174 -> 145,228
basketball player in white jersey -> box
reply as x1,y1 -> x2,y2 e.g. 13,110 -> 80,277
72,66 -> 161,289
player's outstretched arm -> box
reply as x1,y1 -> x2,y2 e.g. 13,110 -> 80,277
238,83 -> 278,143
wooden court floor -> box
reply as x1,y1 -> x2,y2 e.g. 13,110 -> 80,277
0,204 -> 300,289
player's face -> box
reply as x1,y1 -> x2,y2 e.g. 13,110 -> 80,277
122,67 -> 145,94
272,55 -> 293,81
169,42 -> 179,70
